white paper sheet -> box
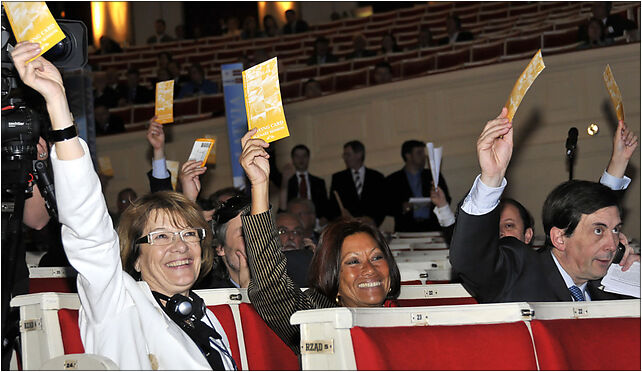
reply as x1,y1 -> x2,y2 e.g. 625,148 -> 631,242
601,261 -> 640,298
426,142 -> 442,190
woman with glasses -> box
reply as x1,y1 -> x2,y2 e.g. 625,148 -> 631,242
238,129 -> 401,355
11,42 -> 236,370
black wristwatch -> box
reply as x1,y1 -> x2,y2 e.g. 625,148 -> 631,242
49,125 -> 78,142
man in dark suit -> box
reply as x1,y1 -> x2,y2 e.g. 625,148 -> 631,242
328,140 -> 386,226
345,33 -> 376,60
438,14 -> 474,45
386,140 -> 451,232
286,144 -> 329,221
117,68 -> 153,105
306,36 -> 338,65
591,2 -> 637,38
282,9 -> 309,34
450,109 -> 639,303
147,19 -> 174,44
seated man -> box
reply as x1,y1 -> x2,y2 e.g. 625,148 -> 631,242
178,63 -> 219,98
287,198 -> 320,244
450,110 -> 639,303
498,198 -> 534,246
275,213 -> 313,288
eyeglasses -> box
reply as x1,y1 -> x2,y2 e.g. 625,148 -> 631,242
135,228 -> 206,246
277,227 -> 303,237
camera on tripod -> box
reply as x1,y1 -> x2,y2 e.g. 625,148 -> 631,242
1,4 -> 88,216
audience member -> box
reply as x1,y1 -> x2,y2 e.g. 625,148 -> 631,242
275,213 -> 306,252
157,51 -> 172,70
145,117 -> 173,193
590,1 -> 637,38
241,16 -> 264,39
497,198 -> 535,246
283,9 -> 309,34
275,213 -> 314,287
328,140 -> 387,226
380,33 -> 401,54
578,17 -> 614,49
284,144 -> 329,221
167,60 -> 189,87
238,128 -> 401,355
373,61 -> 393,84
97,35 -> 122,54
147,18 -> 174,44
287,198 -> 321,244
417,27 -> 435,49
330,11 -> 341,21
174,24 -> 185,40
117,68 -> 153,105
226,17 -> 241,37
209,187 -> 244,209
307,36 -> 338,65
303,78 -> 323,98
94,103 -> 125,136
385,140 -> 452,232
93,71 -> 119,108
111,188 -> 137,227
177,64 -> 219,98
263,15 -> 280,37
346,33 -> 376,59
438,14 -> 474,45
449,108 -> 639,303
153,68 -> 180,96
105,66 -> 120,91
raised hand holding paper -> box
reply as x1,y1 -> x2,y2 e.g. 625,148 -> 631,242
603,64 -> 624,121
155,80 -> 175,124
3,2 -> 65,62
426,142 -> 442,190
505,50 -> 545,121
188,138 -> 215,167
242,57 -> 290,143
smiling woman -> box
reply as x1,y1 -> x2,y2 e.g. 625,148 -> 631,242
238,129 -> 401,355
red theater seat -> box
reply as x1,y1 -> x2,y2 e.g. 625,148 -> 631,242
199,94 -> 224,115
29,278 -> 77,293
531,318 -> 641,370
207,305 -> 243,369
350,322 -> 537,370
435,48 -> 470,70
132,103 -> 155,124
400,55 -> 435,78
285,66 -> 318,82
319,61 -> 352,76
505,34 -> 542,56
334,68 -> 369,92
542,28 -> 579,49
57,309 -> 84,354
239,303 -> 299,370
173,97 -> 200,118
280,80 -> 302,100
109,106 -> 133,125
352,55 -> 385,70
395,297 -> 477,307
470,40 -> 504,62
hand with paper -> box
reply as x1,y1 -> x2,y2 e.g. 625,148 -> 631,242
146,117 -> 166,160
426,142 -> 442,191
240,128 -> 271,214
606,120 -> 638,178
477,108 -> 513,188
178,160 -> 207,202
10,42 -> 66,100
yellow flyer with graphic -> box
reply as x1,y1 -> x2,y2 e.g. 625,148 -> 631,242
505,50 -> 545,121
3,2 -> 65,62
166,160 -> 179,191
242,57 -> 290,143
155,80 -> 174,124
203,134 -> 218,165
603,64 -> 624,121
188,138 -> 215,167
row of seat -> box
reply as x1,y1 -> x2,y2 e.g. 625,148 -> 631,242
11,284 -> 477,370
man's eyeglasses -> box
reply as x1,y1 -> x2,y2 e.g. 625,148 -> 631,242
135,228 -> 206,246
277,226 -> 303,237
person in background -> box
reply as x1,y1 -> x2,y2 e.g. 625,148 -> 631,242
241,16 -> 264,39
93,71 -> 119,109
117,68 -> 153,105
417,27 -> 434,49
303,78 -> 323,98
438,14 -> 474,45
157,51 -> 172,70
178,63 -> 218,98
373,61 -> 393,84
175,24 -> 185,40
283,9 -> 309,34
287,198 -> 321,244
238,128 -> 401,355
263,15 -> 280,37
97,35 -> 122,54
380,33 -> 401,54
94,103 -> 125,136
226,17 -> 241,37
284,144 -> 329,221
111,188 -> 137,227
578,17 -> 614,49
307,36 -> 338,65
275,213 -> 314,287
167,60 -> 190,88
590,1 -> 637,38
147,19 -> 174,44
346,33 -> 376,59
498,198 -> 535,246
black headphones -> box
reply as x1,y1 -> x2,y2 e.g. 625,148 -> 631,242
152,291 -> 209,327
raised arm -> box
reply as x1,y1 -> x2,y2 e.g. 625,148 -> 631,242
478,107 -> 513,188
178,160 -> 207,202
146,118 -> 173,192
605,120 -> 638,179
239,129 -> 317,354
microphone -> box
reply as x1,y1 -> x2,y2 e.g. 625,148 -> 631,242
565,127 -> 578,158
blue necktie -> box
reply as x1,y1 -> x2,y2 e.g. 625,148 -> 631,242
569,285 -> 585,301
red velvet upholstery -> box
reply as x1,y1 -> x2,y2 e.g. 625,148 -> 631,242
57,309 -> 84,354
400,280 -> 423,286
207,305 -> 243,369
531,318 -> 641,370
350,322 -> 537,370
29,278 -> 77,293
238,303 -> 299,370
395,297 -> 477,307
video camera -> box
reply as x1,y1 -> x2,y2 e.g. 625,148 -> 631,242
1,4 -> 88,216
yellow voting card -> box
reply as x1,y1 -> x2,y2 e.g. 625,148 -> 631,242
3,2 -> 65,62
166,160 -> 179,191
155,80 -> 174,124
603,65 -> 624,121
97,156 -> 114,177
203,134 -> 218,165
242,57 -> 290,143
188,138 -> 215,167
505,50 -> 545,121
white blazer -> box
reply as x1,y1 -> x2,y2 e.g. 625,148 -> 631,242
51,139 -> 235,370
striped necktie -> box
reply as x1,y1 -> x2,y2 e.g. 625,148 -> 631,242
353,169 -> 363,197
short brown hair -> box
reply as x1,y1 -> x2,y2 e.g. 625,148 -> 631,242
118,191 -> 213,282
308,218 -> 401,302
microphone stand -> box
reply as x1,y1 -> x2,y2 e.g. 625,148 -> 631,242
567,148 -> 576,181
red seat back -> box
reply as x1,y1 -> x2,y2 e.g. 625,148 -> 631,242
29,278 -> 77,294
396,297 -> 477,307
350,322 -> 537,370
57,309 -> 84,354
531,318 -> 641,370
239,303 -> 299,370
207,305 -> 243,369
